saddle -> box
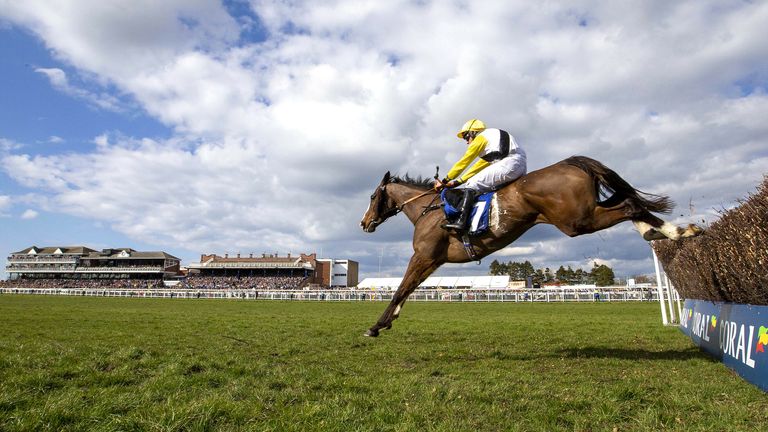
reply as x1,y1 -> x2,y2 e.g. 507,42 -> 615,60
440,189 -> 494,236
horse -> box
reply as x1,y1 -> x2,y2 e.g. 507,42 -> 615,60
359,155 -> 703,337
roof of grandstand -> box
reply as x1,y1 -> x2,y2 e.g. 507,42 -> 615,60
12,246 -> 97,255
11,246 -> 179,260
357,275 -> 511,289
187,253 -> 317,270
86,250 -> 180,260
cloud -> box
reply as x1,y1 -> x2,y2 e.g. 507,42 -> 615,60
20,209 -> 38,219
0,138 -> 21,153
35,67 -> 124,111
3,1 -> 240,78
494,246 -> 537,257
1,1 -> 767,278
0,195 -> 10,216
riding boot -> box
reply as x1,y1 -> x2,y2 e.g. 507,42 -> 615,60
443,189 -> 476,231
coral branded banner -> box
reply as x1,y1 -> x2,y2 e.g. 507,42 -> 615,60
680,299 -> 768,392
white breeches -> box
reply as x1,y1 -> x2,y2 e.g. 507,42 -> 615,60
458,154 -> 527,193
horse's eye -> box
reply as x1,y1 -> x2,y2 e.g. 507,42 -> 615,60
370,194 -> 376,200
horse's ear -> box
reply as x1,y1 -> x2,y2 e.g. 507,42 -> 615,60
382,171 -> 391,184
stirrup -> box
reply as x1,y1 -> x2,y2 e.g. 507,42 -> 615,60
442,221 -> 466,231
461,231 -> 480,262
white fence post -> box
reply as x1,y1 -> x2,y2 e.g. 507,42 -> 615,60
664,274 -> 678,324
0,286 -> 670,304
652,248 -> 679,326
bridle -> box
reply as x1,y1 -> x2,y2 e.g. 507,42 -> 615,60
374,181 -> 439,222
373,184 -> 402,220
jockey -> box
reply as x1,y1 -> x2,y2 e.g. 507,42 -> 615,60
435,119 -> 527,231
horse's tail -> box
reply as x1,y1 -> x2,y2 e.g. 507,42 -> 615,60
563,156 -> 674,214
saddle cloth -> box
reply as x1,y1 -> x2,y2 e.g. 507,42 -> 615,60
441,190 -> 494,235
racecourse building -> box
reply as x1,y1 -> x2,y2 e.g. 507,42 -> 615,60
3,246 -> 358,289
5,245 -> 180,281
185,253 -> 358,288
186,252 -> 317,277
315,259 -> 359,288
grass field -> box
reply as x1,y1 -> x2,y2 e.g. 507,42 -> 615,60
1,295 -> 766,431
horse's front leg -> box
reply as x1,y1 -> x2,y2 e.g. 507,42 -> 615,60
365,254 -> 440,337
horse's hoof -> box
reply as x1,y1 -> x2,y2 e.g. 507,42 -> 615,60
364,329 -> 379,337
642,229 -> 666,241
687,224 -> 704,237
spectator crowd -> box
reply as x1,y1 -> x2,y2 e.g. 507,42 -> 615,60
182,275 -> 306,290
0,278 -> 164,289
0,275 -> 308,290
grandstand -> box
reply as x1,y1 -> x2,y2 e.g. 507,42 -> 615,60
184,253 -> 358,288
186,252 -> 316,276
357,275 -> 512,290
4,245 -> 180,283
1,247 -> 360,290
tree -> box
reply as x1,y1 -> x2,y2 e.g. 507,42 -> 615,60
544,267 -> 555,283
489,260 -> 503,276
508,261 -> 529,280
556,265 -> 567,283
591,263 -> 615,286
556,265 -> 577,284
574,268 -> 592,284
522,261 -> 536,279
489,260 -> 536,281
631,274 -> 653,284
487,260 -> 614,286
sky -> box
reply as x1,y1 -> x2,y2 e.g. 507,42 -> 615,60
1,0 -> 767,281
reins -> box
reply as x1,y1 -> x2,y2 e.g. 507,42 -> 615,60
397,166 -> 440,216
379,187 -> 438,220
398,188 -> 438,209
384,166 -> 443,217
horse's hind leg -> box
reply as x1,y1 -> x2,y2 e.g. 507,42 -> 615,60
365,254 -> 440,337
632,219 -> 703,241
552,200 -> 637,236
571,200 -> 702,240
614,199 -> 703,240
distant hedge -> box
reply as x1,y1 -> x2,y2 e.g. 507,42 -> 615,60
651,176 -> 768,305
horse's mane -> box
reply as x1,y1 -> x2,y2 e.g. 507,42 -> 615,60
390,173 -> 434,190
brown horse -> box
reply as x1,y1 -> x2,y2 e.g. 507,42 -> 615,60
359,155 -> 703,337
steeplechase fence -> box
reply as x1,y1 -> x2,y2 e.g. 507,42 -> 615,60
651,176 -> 768,392
0,286 -> 664,303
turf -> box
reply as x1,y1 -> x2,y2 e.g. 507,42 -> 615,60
0,295 -> 766,431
